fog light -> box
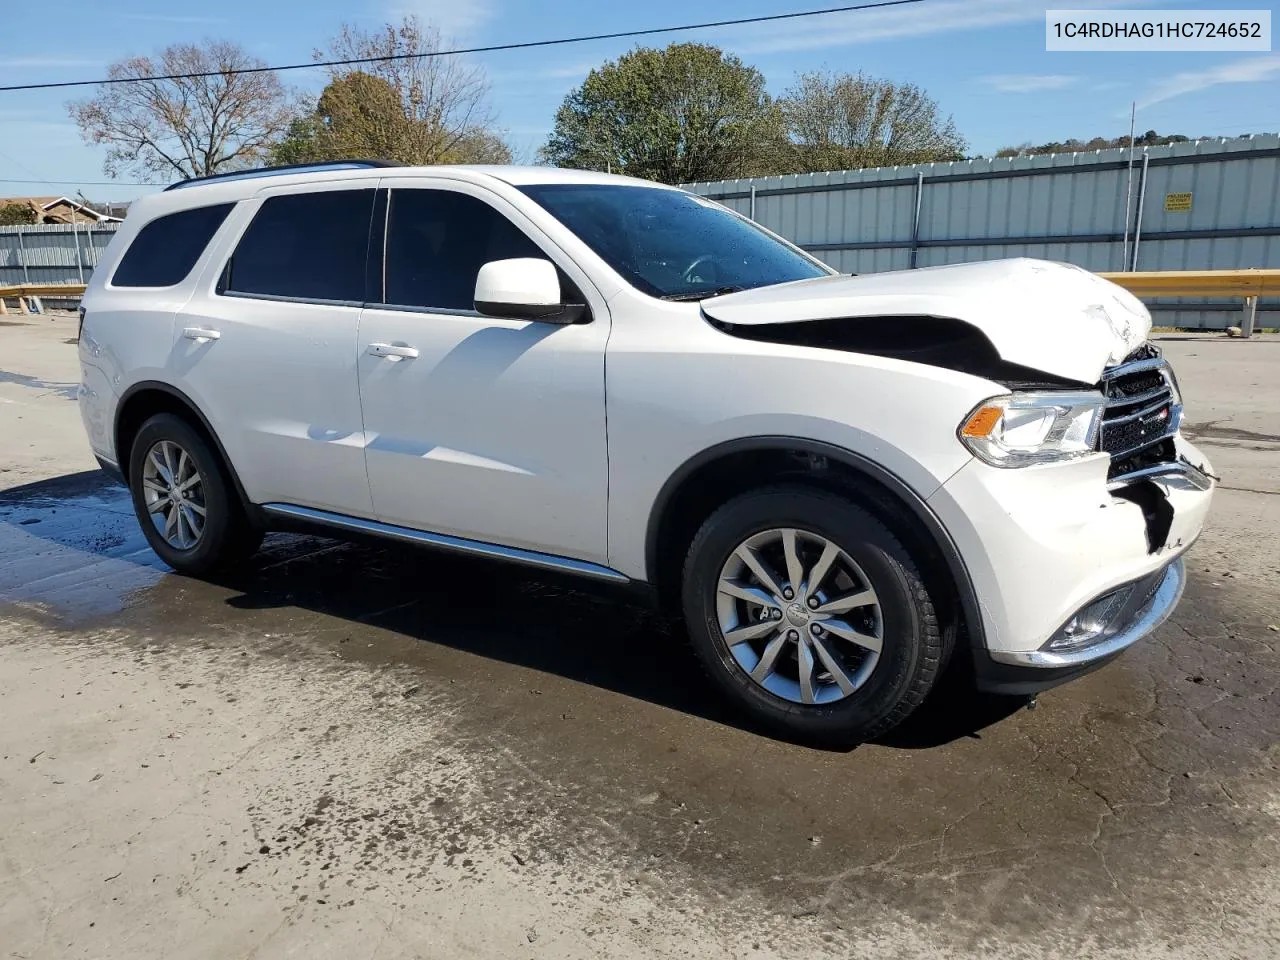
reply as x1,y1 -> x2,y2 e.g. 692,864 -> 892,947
1046,586 -> 1134,652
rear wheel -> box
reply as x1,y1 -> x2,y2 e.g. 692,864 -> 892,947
126,413 -> 261,575
681,485 -> 942,747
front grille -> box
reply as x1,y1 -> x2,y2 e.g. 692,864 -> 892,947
1098,346 -> 1180,483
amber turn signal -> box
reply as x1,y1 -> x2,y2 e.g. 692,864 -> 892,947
960,405 -> 1003,438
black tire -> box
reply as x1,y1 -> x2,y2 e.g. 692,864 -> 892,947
681,484 -> 942,748
126,412 -> 262,575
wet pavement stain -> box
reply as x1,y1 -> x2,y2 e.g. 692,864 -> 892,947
1,469 -> 1277,952
1183,419 -> 1280,450
0,368 -> 81,400
0,472 -> 167,620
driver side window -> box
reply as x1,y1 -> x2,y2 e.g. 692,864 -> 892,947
384,189 -> 547,312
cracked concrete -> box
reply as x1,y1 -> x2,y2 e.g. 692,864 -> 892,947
0,316 -> 1277,958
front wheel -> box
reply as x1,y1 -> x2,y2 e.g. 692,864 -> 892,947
681,485 -> 943,747
126,413 -> 262,576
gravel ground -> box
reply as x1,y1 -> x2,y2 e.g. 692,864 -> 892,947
1,314 -> 1277,959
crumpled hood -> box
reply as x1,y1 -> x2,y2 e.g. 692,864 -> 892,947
701,258 -> 1151,384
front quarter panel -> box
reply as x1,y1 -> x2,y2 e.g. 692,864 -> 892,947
604,294 -> 1002,579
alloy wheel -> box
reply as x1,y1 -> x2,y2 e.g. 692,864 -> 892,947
715,527 -> 884,705
140,439 -> 206,550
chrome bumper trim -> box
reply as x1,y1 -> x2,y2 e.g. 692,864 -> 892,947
990,557 -> 1185,668
1107,458 -> 1213,491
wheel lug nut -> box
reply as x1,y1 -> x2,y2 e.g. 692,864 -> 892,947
807,597 -> 819,608
772,608 -> 782,619
782,588 -> 794,600
787,630 -> 798,641
810,624 -> 823,636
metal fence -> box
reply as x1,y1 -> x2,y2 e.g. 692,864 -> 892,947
5,138 -> 1279,329
685,135 -> 1280,329
0,222 -> 120,289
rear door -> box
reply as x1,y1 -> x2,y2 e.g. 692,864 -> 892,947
355,179 -> 611,563
173,183 -> 378,516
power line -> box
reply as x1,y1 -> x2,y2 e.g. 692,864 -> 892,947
0,149 -> 154,189
0,177 -> 155,187
0,0 -> 928,93
0,147 -> 48,183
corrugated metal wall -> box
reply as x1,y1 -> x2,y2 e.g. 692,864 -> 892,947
0,222 -> 120,287
685,135 -> 1280,329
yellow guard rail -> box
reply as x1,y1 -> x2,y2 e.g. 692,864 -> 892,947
1099,268 -> 1278,337
0,283 -> 87,316
3,270 -> 1276,333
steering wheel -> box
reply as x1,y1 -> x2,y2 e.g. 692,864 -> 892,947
682,255 -> 719,286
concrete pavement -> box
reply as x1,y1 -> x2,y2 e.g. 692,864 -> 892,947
1,314 -> 1277,958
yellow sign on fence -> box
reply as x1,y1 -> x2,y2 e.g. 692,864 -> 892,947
1164,192 -> 1193,213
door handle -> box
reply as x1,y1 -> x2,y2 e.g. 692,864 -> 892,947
367,342 -> 419,360
182,327 -> 221,343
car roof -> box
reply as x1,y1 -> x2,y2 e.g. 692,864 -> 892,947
163,163 -> 672,197
124,163 -> 681,226
459,165 -> 671,189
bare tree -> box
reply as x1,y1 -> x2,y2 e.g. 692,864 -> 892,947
313,16 -> 508,164
69,40 -> 294,182
780,71 -> 966,171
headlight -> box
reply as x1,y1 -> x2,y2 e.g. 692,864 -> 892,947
958,392 -> 1104,467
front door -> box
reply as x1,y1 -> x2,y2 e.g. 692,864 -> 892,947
356,182 -> 610,564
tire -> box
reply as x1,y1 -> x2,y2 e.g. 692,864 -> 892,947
681,484 -> 942,747
126,412 -> 262,576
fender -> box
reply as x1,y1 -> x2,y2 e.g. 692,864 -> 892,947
114,379 -> 258,520
644,436 -> 987,651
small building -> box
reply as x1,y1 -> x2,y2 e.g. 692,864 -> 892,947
0,196 -> 124,225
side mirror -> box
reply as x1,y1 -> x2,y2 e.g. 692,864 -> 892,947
474,258 -> 586,324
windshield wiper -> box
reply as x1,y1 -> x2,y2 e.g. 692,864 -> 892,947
660,286 -> 745,302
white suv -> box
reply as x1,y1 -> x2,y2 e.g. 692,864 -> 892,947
78,161 -> 1216,745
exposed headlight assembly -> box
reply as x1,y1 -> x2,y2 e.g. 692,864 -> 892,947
958,392 -> 1105,467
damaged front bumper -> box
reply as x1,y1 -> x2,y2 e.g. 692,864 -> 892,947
973,558 -> 1185,695
927,435 -> 1215,694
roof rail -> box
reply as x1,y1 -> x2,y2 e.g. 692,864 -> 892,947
164,159 -> 397,191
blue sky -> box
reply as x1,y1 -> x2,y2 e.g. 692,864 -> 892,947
1,0 -> 1277,202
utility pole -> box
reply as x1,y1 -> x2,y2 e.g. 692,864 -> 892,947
1121,101 -> 1136,272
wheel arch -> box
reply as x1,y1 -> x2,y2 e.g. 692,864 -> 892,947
643,436 -> 986,652
114,380 -> 255,516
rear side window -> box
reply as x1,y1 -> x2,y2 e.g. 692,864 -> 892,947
385,189 -> 544,311
223,189 -> 374,303
111,203 -> 234,287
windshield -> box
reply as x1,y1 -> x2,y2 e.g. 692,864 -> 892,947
518,184 -> 832,300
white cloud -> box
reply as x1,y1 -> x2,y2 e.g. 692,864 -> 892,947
0,57 -> 102,68
728,0 -> 1164,55
980,73 -> 1079,93
1138,54 -> 1280,109
485,61 -> 596,87
121,14 -> 229,23
386,0 -> 496,38
0,121 -> 83,148
541,62 -> 596,79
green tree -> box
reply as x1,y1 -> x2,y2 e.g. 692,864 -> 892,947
540,43 -> 784,183
0,202 -> 37,226
779,71 -> 966,171
996,130 -> 1194,157
273,17 -> 510,166
271,72 -> 414,164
